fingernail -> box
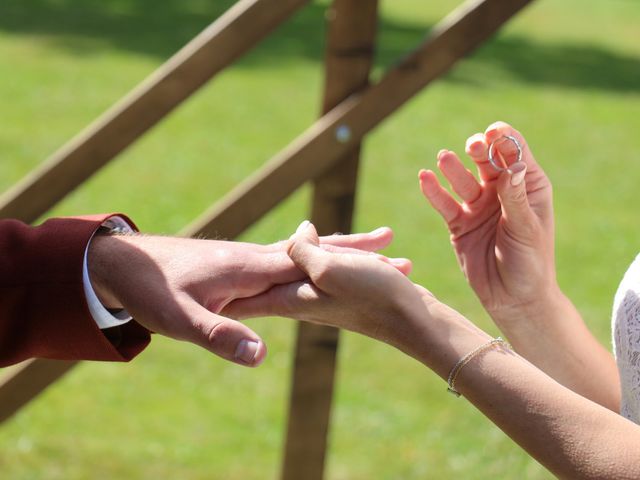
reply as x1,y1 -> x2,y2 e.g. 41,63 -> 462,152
485,127 -> 499,139
371,227 -> 388,236
464,139 -> 474,151
390,258 -> 408,266
508,162 -> 527,186
437,149 -> 448,159
296,220 -> 310,234
419,169 -> 433,183
235,339 -> 259,364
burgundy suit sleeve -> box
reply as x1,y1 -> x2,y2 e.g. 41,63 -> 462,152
0,214 -> 150,367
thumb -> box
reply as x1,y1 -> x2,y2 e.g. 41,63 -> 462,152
287,220 -> 329,281
496,162 -> 536,238
187,302 -> 267,367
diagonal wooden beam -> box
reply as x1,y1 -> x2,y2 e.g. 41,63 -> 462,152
281,1 -> 379,479
0,359 -> 77,424
182,0 -> 533,241
0,0 -> 310,223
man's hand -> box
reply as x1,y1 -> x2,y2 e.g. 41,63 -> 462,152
88,228 -> 410,367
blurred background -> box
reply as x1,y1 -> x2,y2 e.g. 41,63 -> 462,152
0,0 -> 639,478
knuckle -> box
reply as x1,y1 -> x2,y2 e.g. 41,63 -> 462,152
312,260 -> 334,288
206,321 -> 235,349
321,244 -> 339,253
286,239 -> 298,258
511,186 -> 529,204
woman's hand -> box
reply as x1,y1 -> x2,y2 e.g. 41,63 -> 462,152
225,221 -> 420,345
224,221 -> 640,480
419,121 -> 557,325
419,122 -> 620,409
224,221 -> 490,372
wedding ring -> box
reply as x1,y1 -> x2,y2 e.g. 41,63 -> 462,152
487,135 -> 522,172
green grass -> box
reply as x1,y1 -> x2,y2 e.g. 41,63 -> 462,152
1,0 -> 639,478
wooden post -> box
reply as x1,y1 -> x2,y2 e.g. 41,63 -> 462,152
281,2 -> 378,479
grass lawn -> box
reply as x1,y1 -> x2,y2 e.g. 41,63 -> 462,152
1,0 -> 639,478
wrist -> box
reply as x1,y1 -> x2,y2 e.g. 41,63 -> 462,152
87,232 -> 131,309
486,284 -> 571,335
393,293 -> 491,380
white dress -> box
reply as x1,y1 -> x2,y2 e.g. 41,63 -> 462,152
612,253 -> 640,423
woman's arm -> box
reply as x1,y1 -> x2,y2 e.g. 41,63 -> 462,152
405,299 -> 638,480
226,222 -> 639,478
419,121 -> 619,410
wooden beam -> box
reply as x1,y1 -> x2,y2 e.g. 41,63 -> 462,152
183,0 -> 533,241
0,0 -> 310,223
0,360 -> 76,424
281,1 -> 378,479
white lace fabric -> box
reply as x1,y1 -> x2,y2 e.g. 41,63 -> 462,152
612,253 -> 640,423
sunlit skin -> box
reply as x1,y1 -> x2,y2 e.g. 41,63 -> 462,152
418,124 -> 555,318
418,121 -> 619,410
227,219 -> 640,479
227,122 -> 639,478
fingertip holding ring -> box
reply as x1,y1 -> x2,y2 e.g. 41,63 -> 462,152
487,135 -> 522,172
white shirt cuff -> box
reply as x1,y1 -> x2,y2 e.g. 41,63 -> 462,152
82,216 -> 134,329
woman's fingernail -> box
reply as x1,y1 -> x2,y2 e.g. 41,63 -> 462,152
390,258 -> 408,266
465,140 -> 480,154
371,227 -> 388,236
296,220 -> 310,234
508,162 -> 527,186
485,127 -> 499,139
235,339 -> 259,364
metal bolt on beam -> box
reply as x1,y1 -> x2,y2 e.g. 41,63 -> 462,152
335,124 -> 352,143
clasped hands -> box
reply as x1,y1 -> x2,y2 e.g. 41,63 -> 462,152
88,225 -> 412,367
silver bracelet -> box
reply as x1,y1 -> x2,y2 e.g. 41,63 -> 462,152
446,337 -> 509,397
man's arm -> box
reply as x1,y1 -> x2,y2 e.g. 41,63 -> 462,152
0,216 -> 406,367
0,215 -> 151,367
